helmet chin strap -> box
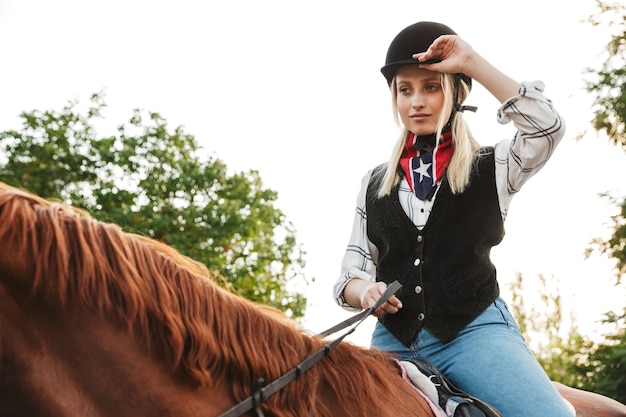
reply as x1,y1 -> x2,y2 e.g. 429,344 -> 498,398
454,102 -> 478,113
452,75 -> 477,114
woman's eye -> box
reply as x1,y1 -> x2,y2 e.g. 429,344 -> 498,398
425,84 -> 440,92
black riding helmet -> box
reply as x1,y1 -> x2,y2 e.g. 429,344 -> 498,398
380,21 -> 472,90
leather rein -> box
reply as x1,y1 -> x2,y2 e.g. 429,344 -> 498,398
218,281 -> 402,417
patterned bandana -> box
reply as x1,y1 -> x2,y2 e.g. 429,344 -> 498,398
399,130 -> 454,201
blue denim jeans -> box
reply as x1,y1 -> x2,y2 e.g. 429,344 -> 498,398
371,297 -> 574,417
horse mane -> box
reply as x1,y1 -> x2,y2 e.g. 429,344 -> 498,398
0,182 -> 421,416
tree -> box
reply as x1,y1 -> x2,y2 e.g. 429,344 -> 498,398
510,272 -> 626,402
508,273 -> 591,387
574,308 -> 626,404
0,92 -> 309,318
576,0 -> 626,402
585,1 -> 626,150
584,1 -> 626,285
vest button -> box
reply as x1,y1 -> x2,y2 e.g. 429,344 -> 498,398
414,285 -> 422,294
417,313 -> 425,321
417,235 -> 423,242
413,258 -> 421,266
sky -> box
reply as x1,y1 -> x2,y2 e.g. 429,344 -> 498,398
1,0 -> 625,347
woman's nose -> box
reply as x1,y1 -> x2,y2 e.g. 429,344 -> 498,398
411,93 -> 424,108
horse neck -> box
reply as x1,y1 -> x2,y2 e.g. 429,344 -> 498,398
292,344 -> 436,417
0,285 -> 234,417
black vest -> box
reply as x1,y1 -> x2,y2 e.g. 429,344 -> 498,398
366,147 -> 504,346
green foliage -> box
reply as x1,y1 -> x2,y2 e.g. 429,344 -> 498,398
586,192 -> 626,285
471,3 -> 626,402
584,1 -> 626,149
583,4 -> 626,400
510,274 -> 626,403
0,92 -> 309,318
574,308 -> 626,404
584,0 -> 626,283
508,273 -> 591,386
566,4 -> 626,401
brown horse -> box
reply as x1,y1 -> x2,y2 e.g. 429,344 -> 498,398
0,182 -> 436,417
0,181 -> 624,417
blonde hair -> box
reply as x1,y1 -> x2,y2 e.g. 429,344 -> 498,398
373,71 -> 481,198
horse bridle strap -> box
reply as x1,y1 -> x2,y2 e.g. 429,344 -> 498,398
218,281 -> 403,417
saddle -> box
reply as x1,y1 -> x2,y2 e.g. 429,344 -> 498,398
399,358 -> 504,417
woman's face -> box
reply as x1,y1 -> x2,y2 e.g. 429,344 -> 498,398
395,65 -> 447,136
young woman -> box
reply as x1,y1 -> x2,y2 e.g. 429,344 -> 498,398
333,21 -> 572,416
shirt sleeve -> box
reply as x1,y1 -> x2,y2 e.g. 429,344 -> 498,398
494,80 -> 566,220
333,170 -> 379,310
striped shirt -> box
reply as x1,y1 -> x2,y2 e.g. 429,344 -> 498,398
334,80 -> 566,309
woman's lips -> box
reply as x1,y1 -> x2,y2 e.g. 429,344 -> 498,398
410,113 -> 430,122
